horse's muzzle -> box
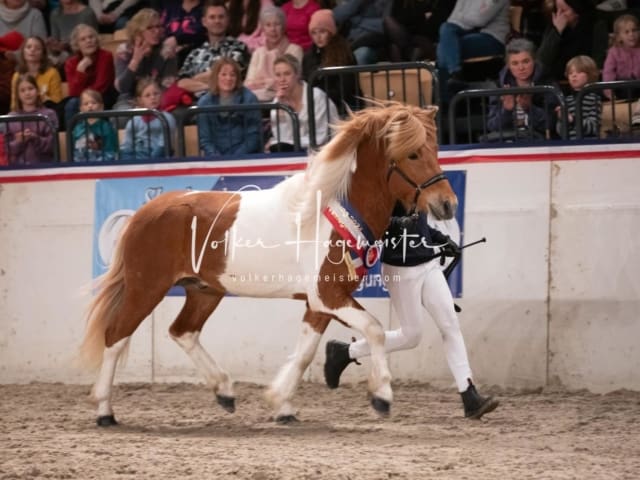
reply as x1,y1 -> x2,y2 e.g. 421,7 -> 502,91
429,198 -> 457,220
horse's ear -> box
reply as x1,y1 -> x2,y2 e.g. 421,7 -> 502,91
425,106 -> 439,118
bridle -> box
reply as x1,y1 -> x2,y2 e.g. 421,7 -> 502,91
386,160 -> 447,214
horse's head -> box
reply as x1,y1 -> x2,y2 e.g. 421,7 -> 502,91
381,104 -> 457,220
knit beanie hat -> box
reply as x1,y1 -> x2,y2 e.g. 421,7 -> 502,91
309,9 -> 337,36
0,31 -> 24,52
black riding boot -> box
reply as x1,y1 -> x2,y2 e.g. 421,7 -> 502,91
324,340 -> 356,389
460,379 -> 499,419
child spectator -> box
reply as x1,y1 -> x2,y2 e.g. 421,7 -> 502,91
120,78 -> 176,160
280,0 -> 320,52
5,73 -> 59,164
11,36 -> 64,113
197,57 -> 262,156
302,8 -> 357,111
487,38 -> 557,140
268,53 -> 337,151
72,89 -> 118,162
556,55 -> 602,139
244,6 -> 303,102
602,14 -> 640,86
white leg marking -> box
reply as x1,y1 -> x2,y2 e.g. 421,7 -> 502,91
93,337 -> 130,418
265,324 -> 322,418
172,331 -> 234,398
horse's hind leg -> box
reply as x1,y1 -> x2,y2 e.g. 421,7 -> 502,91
92,287 -> 169,426
265,308 -> 332,423
169,289 -> 235,412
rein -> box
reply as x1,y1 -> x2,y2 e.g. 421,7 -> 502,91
386,161 -> 447,213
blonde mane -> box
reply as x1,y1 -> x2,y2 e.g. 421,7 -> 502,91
296,102 -> 439,227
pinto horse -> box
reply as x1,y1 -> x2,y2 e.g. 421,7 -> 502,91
78,102 -> 457,426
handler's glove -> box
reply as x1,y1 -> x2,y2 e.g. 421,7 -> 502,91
442,236 -> 460,257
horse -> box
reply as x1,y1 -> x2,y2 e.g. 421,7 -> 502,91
78,102 -> 458,426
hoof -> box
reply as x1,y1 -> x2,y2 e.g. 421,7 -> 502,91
216,394 -> 236,413
370,396 -> 390,417
96,415 -> 118,427
275,415 -> 299,425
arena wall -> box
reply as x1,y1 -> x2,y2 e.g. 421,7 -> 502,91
1,144 -> 638,393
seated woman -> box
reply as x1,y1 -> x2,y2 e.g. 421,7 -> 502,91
0,0 -> 47,40
244,6 -> 303,102
197,57 -> 262,157
10,36 -> 63,115
47,0 -> 99,71
113,8 -> 179,110
269,53 -> 337,151
302,8 -> 357,111
64,24 -> 116,125
486,38 -> 557,141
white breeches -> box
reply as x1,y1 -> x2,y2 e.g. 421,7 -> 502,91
349,261 -> 473,392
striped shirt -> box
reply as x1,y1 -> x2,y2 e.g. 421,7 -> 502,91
559,92 -> 602,140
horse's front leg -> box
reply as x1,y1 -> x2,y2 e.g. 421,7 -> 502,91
332,303 -> 393,415
264,309 -> 332,423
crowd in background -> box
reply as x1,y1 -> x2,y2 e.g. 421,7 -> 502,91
0,0 -> 640,164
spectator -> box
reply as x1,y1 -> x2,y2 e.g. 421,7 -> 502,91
11,36 -> 63,113
332,0 -> 389,65
159,0 -> 207,67
245,6 -> 303,102
537,0 -> 595,83
0,31 -> 24,115
602,14 -> 640,87
113,8 -> 179,110
280,0 -> 320,51
436,0 -> 510,90
302,8 -> 357,110
228,0 -> 274,53
177,1 -> 250,98
64,24 -> 117,127
5,73 -> 59,164
89,0 -> 142,32
268,53 -> 337,151
72,88 -> 118,162
47,0 -> 98,71
487,38 -> 557,141
0,0 -> 47,40
384,0 -> 453,62
556,55 -> 601,139
120,78 -> 177,160
197,57 -> 262,156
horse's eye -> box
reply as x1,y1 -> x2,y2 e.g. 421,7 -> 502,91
408,153 -> 419,160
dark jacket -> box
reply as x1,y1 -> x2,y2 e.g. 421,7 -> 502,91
382,203 -> 449,267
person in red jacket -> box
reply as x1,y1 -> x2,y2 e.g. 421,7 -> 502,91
63,23 -> 116,128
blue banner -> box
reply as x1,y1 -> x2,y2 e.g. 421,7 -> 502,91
94,171 -> 465,298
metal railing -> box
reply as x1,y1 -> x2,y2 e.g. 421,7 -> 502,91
176,103 -> 301,157
576,79 -> 640,139
66,108 -> 172,162
0,113 -> 60,164
448,85 -> 566,145
308,61 -> 439,148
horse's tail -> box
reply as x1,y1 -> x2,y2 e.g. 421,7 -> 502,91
77,227 -> 128,372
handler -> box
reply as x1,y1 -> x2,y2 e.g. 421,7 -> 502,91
324,203 -> 499,419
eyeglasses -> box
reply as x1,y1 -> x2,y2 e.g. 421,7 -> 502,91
146,24 -> 163,31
